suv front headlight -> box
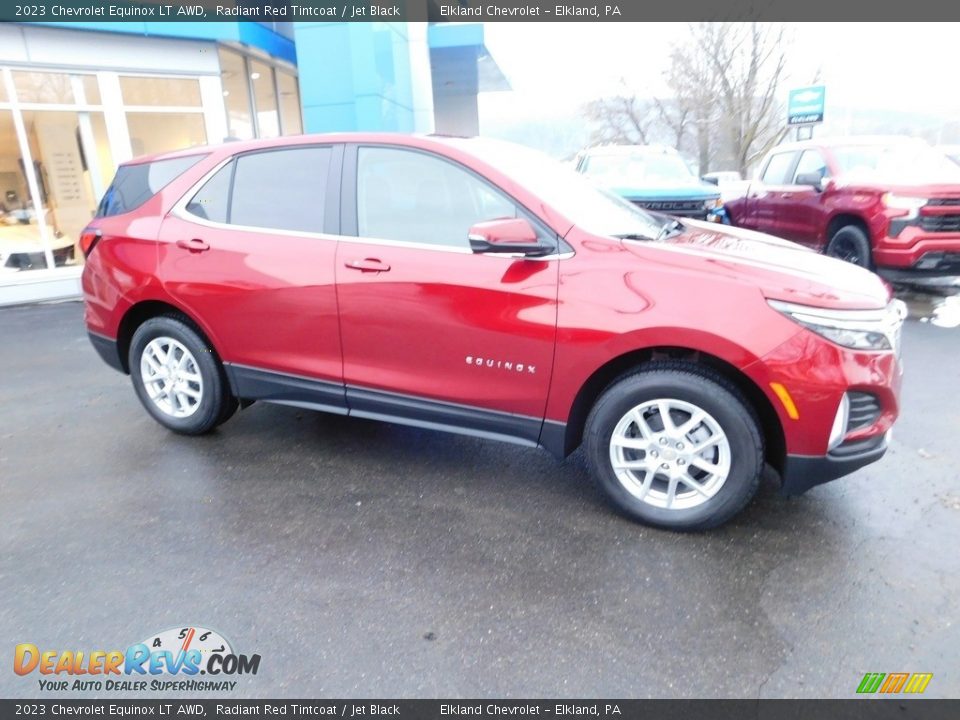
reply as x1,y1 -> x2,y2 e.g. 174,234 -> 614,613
768,299 -> 906,353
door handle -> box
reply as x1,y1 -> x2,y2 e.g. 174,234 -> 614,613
781,193 -> 794,199
344,258 -> 391,273
176,238 -> 210,253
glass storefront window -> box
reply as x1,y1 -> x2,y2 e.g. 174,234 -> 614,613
277,71 -> 302,136
1,109 -> 48,272
14,71 -> 73,104
79,76 -> 101,105
19,110 -> 113,269
10,71 -> 101,106
219,50 -> 254,140
87,113 -> 114,196
120,76 -> 201,107
250,60 -> 279,138
127,112 -> 207,157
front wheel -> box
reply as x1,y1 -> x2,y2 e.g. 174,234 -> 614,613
129,316 -> 235,435
826,225 -> 873,269
584,363 -> 764,531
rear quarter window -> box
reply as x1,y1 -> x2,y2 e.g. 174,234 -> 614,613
96,154 -> 205,217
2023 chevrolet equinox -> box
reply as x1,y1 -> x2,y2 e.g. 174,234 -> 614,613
82,134 -> 906,530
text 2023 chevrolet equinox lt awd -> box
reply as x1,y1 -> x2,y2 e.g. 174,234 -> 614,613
82,134 -> 906,530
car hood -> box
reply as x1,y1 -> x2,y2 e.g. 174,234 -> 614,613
621,219 -> 891,310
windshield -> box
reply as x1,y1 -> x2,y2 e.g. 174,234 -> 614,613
833,143 -> 960,184
458,139 -> 662,239
582,152 -> 695,186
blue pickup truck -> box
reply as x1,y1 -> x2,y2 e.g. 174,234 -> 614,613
574,145 -> 725,222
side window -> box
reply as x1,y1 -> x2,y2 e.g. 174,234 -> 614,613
186,162 -> 232,223
185,147 -> 332,233
761,152 -> 797,185
231,147 -> 331,233
357,147 -> 518,248
792,150 -> 828,183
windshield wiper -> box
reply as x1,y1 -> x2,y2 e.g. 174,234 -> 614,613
655,218 -> 684,242
614,232 -> 656,241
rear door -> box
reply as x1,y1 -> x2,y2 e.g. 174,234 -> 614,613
158,144 -> 346,411
334,144 -> 560,445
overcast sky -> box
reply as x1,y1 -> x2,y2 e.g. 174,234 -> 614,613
479,22 -> 960,124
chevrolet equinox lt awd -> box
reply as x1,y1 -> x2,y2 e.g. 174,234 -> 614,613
82,134 -> 906,530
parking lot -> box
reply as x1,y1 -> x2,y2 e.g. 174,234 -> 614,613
1,289 -> 958,699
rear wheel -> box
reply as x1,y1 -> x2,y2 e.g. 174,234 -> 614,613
826,224 -> 872,269
584,363 -> 763,531
129,316 -> 236,435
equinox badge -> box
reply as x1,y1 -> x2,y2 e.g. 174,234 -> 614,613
466,356 -> 536,374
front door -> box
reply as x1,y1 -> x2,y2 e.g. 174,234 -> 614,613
781,148 -> 830,249
335,144 -> 560,445
750,150 -> 800,237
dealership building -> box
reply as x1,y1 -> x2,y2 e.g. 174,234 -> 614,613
0,19 -> 507,305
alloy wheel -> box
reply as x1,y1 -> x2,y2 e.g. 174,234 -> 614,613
139,336 -> 204,419
608,398 -> 732,510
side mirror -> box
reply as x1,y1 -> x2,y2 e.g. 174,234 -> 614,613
468,218 -> 546,256
795,172 -> 829,191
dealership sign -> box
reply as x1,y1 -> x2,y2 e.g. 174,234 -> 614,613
787,85 -> 826,125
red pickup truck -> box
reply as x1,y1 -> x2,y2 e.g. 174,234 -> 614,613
725,137 -> 960,278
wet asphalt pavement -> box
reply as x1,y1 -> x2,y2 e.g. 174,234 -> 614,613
1,289 -> 958,700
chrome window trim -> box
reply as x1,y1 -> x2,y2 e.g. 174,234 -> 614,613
170,149 -> 574,259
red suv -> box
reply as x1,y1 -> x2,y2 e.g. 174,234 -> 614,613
726,136 -> 960,277
82,134 -> 905,530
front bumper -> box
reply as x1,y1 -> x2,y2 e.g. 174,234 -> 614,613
780,434 -> 888,496
876,223 -> 960,272
745,321 -> 902,493
876,251 -> 960,283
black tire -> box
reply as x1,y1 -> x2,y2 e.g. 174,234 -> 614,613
826,224 -> 872,269
215,395 -> 240,428
129,315 -> 235,435
584,362 -> 763,531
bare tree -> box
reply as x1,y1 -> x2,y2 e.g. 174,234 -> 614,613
652,97 -> 692,152
662,33 -> 722,174
693,22 -> 790,175
583,83 -> 653,146
582,23 -> 793,176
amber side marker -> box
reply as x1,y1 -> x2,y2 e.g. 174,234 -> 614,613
769,382 -> 800,420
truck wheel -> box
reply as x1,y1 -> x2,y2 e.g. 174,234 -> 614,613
584,362 -> 764,531
826,225 -> 872,269
129,316 -> 235,435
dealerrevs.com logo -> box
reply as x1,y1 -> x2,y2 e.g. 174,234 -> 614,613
856,672 -> 933,694
14,626 -> 261,692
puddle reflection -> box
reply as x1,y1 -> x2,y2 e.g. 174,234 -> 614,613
894,281 -> 960,328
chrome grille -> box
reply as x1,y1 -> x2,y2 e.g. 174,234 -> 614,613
920,215 -> 960,232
